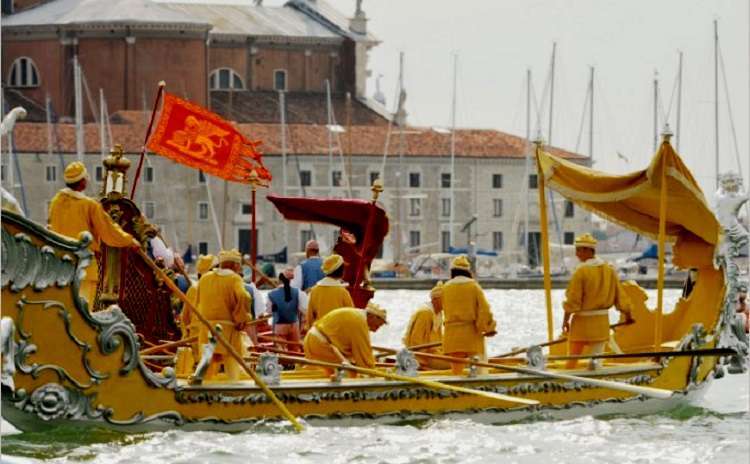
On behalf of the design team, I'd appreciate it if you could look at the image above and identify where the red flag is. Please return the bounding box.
[146,92,271,184]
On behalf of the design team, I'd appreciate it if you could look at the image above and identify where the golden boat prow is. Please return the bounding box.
[1,137,747,433]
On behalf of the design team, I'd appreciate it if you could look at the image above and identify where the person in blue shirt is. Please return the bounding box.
[291,239,325,292]
[266,268,308,352]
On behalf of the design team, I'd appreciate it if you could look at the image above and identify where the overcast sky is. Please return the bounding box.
[275,0,750,201]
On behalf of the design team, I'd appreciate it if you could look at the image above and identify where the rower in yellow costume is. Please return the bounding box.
[442,255,497,374]
[47,161,137,306]
[195,249,252,380]
[306,254,354,329]
[303,303,387,376]
[562,233,633,369]
[182,254,217,355]
[403,281,450,369]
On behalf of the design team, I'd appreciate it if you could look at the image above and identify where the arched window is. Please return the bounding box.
[209,68,244,90]
[7,57,40,88]
[273,69,287,91]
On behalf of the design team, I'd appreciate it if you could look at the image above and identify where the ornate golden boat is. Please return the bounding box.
[1,136,747,432]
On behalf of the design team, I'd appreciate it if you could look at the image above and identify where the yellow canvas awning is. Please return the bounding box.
[536,140,720,248]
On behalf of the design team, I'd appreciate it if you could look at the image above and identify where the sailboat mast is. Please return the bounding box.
[714,19,720,189]
[99,88,106,158]
[73,53,84,161]
[653,70,659,151]
[523,69,531,264]
[676,52,683,152]
[547,42,556,144]
[279,90,289,248]
[325,79,333,193]
[589,66,594,160]
[449,52,458,248]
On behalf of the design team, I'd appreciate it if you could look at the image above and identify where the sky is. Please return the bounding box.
[273,0,749,201]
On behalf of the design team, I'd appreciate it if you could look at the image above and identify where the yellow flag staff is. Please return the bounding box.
[534,138,555,342]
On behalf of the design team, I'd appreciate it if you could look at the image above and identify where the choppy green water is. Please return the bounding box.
[2,289,748,463]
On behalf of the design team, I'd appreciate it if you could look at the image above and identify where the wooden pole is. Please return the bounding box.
[134,248,304,432]
[251,183,257,282]
[654,137,669,349]
[130,81,165,199]
[534,140,555,342]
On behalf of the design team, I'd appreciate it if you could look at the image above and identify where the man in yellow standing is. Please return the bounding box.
[562,233,633,369]
[442,255,496,374]
[306,254,354,329]
[182,254,217,352]
[47,161,138,306]
[195,249,252,380]
[303,302,387,376]
[403,281,450,369]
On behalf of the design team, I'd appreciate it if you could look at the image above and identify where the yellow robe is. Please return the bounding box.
[441,276,496,356]
[403,304,442,348]
[306,277,354,329]
[303,307,375,368]
[48,188,134,304]
[563,257,632,342]
[195,269,252,357]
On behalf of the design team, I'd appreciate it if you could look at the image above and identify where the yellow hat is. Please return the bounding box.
[196,254,217,275]
[365,301,388,323]
[450,255,471,271]
[218,249,242,265]
[574,233,597,249]
[430,281,444,298]
[64,161,88,184]
[321,254,344,275]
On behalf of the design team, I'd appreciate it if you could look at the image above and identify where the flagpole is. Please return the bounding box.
[130,81,166,200]
[249,171,259,283]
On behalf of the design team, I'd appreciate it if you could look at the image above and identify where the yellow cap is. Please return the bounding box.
[321,254,344,275]
[574,233,598,249]
[218,249,242,265]
[450,255,471,271]
[365,301,388,323]
[196,254,216,275]
[430,281,444,298]
[64,161,88,184]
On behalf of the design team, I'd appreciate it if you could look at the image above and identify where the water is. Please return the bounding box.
[2,289,748,463]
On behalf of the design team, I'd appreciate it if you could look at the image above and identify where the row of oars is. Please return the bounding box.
[136,247,735,432]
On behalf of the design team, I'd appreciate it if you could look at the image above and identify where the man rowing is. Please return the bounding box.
[403,281,449,369]
[306,254,354,329]
[562,233,633,369]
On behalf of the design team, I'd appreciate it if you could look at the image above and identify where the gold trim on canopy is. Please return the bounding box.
[536,141,720,248]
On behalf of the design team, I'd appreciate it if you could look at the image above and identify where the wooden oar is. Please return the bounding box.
[406,351,673,399]
[135,247,305,432]
[255,353,539,406]
[492,321,635,359]
[375,340,443,359]
[140,337,197,356]
[258,335,304,347]
[250,345,305,357]
[547,347,737,362]
[249,262,278,287]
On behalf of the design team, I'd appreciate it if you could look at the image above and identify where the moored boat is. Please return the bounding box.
[1,135,747,433]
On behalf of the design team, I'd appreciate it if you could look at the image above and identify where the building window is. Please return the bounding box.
[198,170,206,184]
[441,198,451,217]
[241,202,252,215]
[564,200,575,218]
[299,170,312,187]
[441,173,451,188]
[409,230,421,251]
[492,174,503,189]
[273,69,287,91]
[331,170,343,187]
[409,172,421,188]
[143,201,155,219]
[441,230,450,253]
[529,174,538,189]
[144,166,154,183]
[45,165,56,182]
[493,199,503,217]
[564,232,575,245]
[369,171,380,186]
[7,57,40,88]
[95,166,104,182]
[198,201,209,220]
[300,229,314,251]
[209,68,244,90]
[493,231,504,251]
[409,198,421,217]
[198,241,209,256]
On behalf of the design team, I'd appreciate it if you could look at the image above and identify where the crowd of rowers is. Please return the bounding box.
[44,160,638,383]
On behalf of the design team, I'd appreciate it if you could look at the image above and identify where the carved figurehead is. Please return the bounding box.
[714,172,750,241]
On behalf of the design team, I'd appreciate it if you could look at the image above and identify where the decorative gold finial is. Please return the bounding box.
[661,124,673,143]
[371,178,384,201]
[101,144,131,198]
